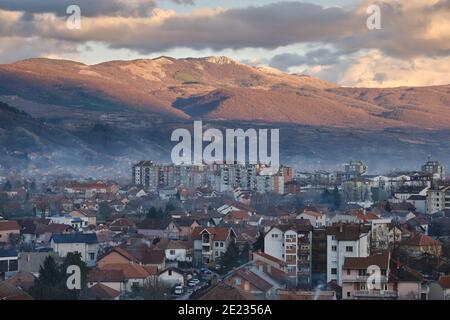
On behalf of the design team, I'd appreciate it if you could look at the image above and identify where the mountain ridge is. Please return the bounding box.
[1,56,450,129]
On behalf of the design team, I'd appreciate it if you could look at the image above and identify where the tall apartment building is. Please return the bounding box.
[344,160,368,180]
[326,223,370,286]
[426,185,450,214]
[422,160,445,181]
[132,161,205,191]
[264,222,313,287]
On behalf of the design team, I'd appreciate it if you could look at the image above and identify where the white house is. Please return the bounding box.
[50,233,99,267]
[428,276,450,300]
[326,224,370,286]
[164,240,192,263]
[158,267,185,287]
[296,209,326,228]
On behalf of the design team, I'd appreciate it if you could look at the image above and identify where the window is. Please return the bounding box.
[215,251,219,257]
[346,246,353,252]
[170,250,176,255]
[215,242,219,247]
[235,277,241,285]
[168,270,172,276]
[331,268,337,275]
[347,269,351,275]
[220,242,224,247]
[88,253,95,261]
[332,245,337,252]
[347,292,351,297]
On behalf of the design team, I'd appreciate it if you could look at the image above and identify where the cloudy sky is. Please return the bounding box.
[0,0,450,87]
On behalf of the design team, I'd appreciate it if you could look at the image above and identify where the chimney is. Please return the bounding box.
[339,224,343,233]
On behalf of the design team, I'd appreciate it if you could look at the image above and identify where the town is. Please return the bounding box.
[1,159,450,300]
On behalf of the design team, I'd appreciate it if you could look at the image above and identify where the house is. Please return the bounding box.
[222,210,252,225]
[0,281,33,300]
[326,223,370,285]
[277,289,336,300]
[69,210,97,226]
[50,233,99,267]
[264,221,313,286]
[0,249,18,277]
[400,233,442,257]
[341,251,396,300]
[171,217,200,239]
[390,263,426,300]
[18,252,60,277]
[35,223,76,245]
[136,219,181,240]
[225,269,274,299]
[197,282,256,300]
[87,283,121,300]
[217,202,256,216]
[109,218,136,233]
[98,245,166,271]
[159,240,193,265]
[296,207,326,228]
[97,246,138,267]
[158,267,185,287]
[88,263,156,294]
[49,215,89,231]
[0,220,20,243]
[429,275,450,300]
[192,226,236,266]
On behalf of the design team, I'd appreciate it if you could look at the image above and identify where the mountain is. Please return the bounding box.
[2,56,450,129]
[2,56,450,176]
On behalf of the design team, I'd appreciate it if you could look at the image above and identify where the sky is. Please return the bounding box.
[0,0,450,87]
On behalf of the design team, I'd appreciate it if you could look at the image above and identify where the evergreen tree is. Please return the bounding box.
[332,186,342,209]
[221,241,239,272]
[3,180,12,192]
[253,232,265,252]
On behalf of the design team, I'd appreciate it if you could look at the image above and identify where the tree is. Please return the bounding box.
[239,242,251,264]
[98,201,113,218]
[29,256,73,300]
[60,252,88,299]
[332,186,342,209]
[253,232,265,252]
[385,202,392,213]
[3,180,12,192]
[142,280,171,300]
[221,241,239,272]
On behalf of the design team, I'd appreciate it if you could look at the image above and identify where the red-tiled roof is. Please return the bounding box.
[88,283,121,299]
[232,270,273,292]
[343,251,390,270]
[438,275,450,289]
[0,220,20,231]
[192,227,234,241]
[198,282,256,300]
[403,234,441,247]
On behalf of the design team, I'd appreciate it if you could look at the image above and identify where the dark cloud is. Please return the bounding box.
[0,0,157,17]
[1,0,450,67]
[269,48,346,71]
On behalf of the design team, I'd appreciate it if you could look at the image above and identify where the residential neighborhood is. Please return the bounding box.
[1,160,450,301]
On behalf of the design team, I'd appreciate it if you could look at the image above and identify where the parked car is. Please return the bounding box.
[191,278,200,285]
[187,280,197,287]
[174,285,183,295]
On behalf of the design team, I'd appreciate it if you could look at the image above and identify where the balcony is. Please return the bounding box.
[353,290,397,299]
[342,276,389,283]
